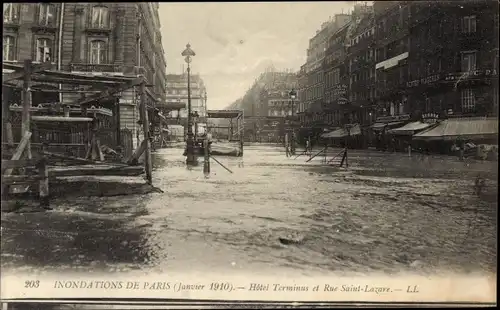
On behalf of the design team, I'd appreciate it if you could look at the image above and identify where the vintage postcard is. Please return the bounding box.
[1,1,498,308]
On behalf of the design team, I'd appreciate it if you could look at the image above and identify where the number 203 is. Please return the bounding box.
[25,280,40,288]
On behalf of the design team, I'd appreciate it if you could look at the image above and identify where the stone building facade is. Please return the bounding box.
[164,73,207,120]
[2,2,167,147]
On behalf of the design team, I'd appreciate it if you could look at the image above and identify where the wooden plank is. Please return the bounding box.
[49,166,144,177]
[126,139,147,165]
[29,89,103,94]
[210,155,233,174]
[4,132,32,176]
[22,60,32,160]
[96,139,105,161]
[31,116,93,122]
[31,75,122,86]
[1,175,44,185]
[74,76,143,107]
[3,143,86,147]
[38,68,134,83]
[3,61,52,82]
[41,151,107,165]
[141,81,153,185]
[37,159,50,207]
[5,122,14,148]
[1,158,41,172]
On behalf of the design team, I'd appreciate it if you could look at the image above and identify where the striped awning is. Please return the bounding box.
[321,124,361,138]
[413,117,498,141]
[371,121,405,131]
[388,121,432,135]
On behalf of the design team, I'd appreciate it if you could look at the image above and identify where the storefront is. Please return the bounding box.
[370,114,411,150]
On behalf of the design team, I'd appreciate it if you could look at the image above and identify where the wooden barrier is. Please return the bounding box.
[4,132,32,176]
[1,158,50,208]
[127,139,148,165]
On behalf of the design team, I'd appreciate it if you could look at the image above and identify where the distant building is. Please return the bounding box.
[225,67,299,142]
[373,1,411,118]
[164,73,207,119]
[346,4,376,126]
[323,21,353,127]
[297,14,351,138]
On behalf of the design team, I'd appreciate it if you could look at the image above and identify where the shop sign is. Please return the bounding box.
[376,114,410,123]
[422,112,439,124]
[406,74,441,88]
[333,84,348,96]
[444,69,498,81]
[338,97,348,105]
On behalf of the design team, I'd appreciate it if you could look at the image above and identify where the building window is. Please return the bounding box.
[3,35,16,61]
[462,15,476,34]
[38,3,55,26]
[91,5,109,28]
[461,51,476,72]
[461,88,475,111]
[89,40,107,64]
[3,3,19,23]
[36,38,52,62]
[425,97,431,112]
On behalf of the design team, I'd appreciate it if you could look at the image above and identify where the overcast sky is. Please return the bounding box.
[159,2,355,109]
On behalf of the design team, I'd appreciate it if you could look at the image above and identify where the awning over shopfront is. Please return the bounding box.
[388,121,433,135]
[413,117,498,141]
[371,121,405,132]
[321,124,361,138]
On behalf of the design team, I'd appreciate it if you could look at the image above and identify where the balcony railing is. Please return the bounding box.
[68,63,124,73]
[86,22,111,33]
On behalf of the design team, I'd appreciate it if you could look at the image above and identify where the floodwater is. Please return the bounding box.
[1,144,497,277]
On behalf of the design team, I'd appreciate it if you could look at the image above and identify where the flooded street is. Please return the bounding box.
[1,144,497,277]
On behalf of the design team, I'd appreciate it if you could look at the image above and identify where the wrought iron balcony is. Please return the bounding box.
[85,22,111,34]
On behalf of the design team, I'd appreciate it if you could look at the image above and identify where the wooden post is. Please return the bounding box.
[140,79,152,184]
[345,147,349,168]
[203,137,210,175]
[22,59,33,159]
[324,144,327,164]
[37,158,50,208]
[116,97,121,148]
[5,122,14,148]
[4,132,32,176]
[285,133,289,157]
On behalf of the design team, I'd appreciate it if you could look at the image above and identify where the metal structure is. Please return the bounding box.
[206,109,244,156]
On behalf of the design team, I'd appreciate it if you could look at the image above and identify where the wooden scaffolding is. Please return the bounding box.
[2,60,155,207]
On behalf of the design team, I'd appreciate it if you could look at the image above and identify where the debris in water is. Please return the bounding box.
[279,233,304,245]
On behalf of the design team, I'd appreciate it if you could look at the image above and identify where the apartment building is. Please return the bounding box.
[3,2,167,146]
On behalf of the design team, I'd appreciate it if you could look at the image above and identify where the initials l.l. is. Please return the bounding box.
[407,285,419,293]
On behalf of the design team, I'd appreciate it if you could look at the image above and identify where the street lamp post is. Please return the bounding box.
[182,43,197,165]
[203,91,208,135]
[193,111,199,140]
[289,89,297,155]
